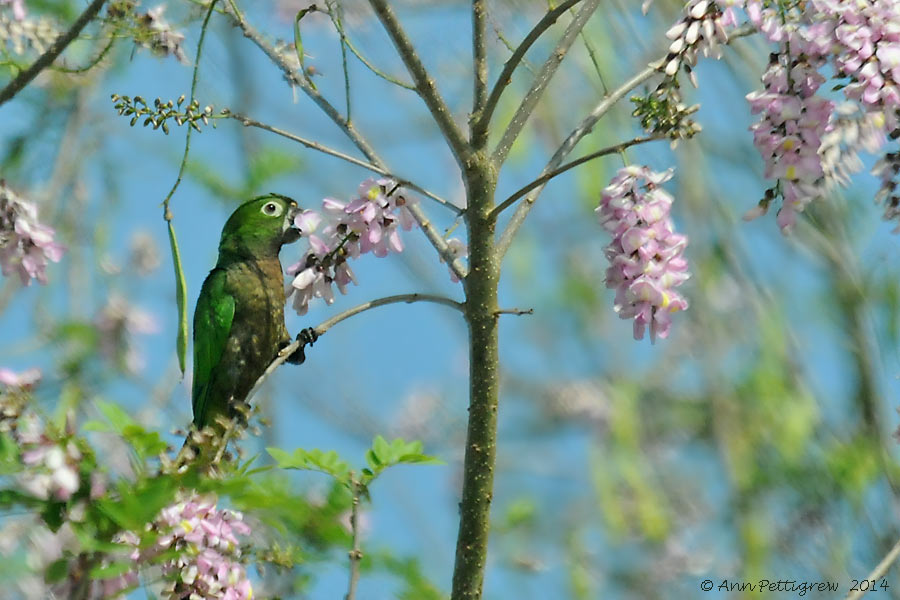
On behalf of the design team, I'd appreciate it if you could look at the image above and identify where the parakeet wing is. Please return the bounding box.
[192,268,235,427]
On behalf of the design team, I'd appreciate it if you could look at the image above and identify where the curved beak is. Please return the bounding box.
[282,201,302,244]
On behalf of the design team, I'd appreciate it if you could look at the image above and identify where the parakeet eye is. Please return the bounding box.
[261,201,283,217]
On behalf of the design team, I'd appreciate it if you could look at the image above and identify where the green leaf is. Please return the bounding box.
[294,7,318,89]
[0,432,21,474]
[372,435,391,462]
[89,561,133,579]
[97,401,136,430]
[41,502,66,532]
[44,558,68,583]
[361,437,442,484]
[167,221,188,376]
[267,447,351,482]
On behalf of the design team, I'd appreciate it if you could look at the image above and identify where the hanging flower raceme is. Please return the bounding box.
[662,0,738,81]
[745,54,835,231]
[286,178,418,315]
[597,166,690,342]
[0,182,64,285]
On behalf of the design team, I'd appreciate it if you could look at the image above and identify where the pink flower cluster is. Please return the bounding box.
[0,376,85,503]
[814,0,900,125]
[17,414,81,502]
[738,0,900,229]
[287,178,417,315]
[0,182,64,285]
[104,494,253,600]
[746,54,834,231]
[155,495,252,600]
[663,0,737,80]
[597,166,690,342]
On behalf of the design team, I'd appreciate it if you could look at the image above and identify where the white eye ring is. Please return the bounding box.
[261,201,283,217]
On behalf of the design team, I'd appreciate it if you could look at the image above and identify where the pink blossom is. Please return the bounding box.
[110,493,253,599]
[17,423,82,502]
[661,0,736,83]
[596,166,689,342]
[0,0,26,21]
[0,182,64,285]
[287,178,424,315]
[94,295,159,373]
[0,367,40,388]
[442,238,468,283]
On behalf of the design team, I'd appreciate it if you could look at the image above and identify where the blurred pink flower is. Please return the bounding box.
[0,0,26,21]
[0,182,64,285]
[0,367,40,388]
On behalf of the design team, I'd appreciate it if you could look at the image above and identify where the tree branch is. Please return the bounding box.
[474,0,583,141]
[495,24,757,259]
[245,294,464,404]
[227,112,461,214]
[0,0,108,107]
[470,0,488,146]
[845,536,900,600]
[228,6,381,163]
[491,0,601,166]
[490,134,665,219]
[226,5,468,280]
[367,0,470,165]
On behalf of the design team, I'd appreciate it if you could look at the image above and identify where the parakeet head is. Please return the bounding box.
[217,194,301,262]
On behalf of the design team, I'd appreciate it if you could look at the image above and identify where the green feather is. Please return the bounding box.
[191,268,235,428]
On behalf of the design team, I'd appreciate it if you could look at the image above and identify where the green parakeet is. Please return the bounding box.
[191,194,308,431]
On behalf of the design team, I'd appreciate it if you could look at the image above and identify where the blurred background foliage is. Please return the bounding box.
[2,0,900,598]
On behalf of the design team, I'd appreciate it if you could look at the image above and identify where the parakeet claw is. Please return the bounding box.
[286,327,318,365]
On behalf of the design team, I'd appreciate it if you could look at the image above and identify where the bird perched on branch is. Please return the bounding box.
[191,194,314,434]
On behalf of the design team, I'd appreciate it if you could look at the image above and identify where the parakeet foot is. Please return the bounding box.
[285,327,318,365]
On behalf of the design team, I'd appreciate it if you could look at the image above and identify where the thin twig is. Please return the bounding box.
[226,5,467,279]
[0,0,108,106]
[245,294,464,404]
[845,536,900,600]
[494,307,533,316]
[229,6,381,161]
[162,0,218,214]
[490,134,665,219]
[475,0,583,140]
[342,31,415,90]
[345,478,363,600]
[212,418,238,464]
[367,0,470,165]
[491,0,601,166]
[53,35,116,74]
[495,23,757,259]
[325,0,352,122]
[227,112,461,213]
